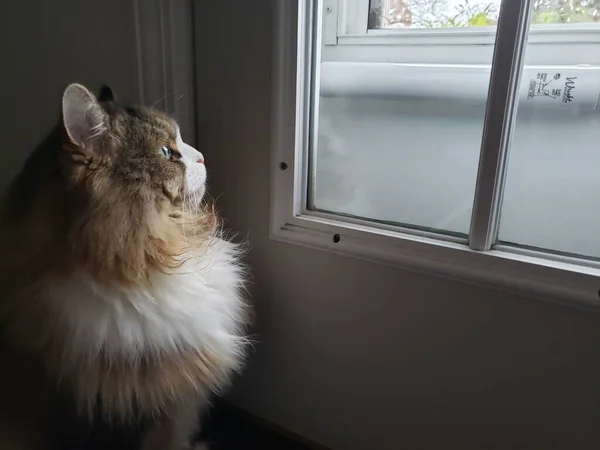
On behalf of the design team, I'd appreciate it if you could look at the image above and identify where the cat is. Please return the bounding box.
[0,83,248,449]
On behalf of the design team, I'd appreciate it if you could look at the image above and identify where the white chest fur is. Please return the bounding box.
[44,239,246,371]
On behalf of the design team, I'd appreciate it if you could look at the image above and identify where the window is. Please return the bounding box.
[271,0,600,309]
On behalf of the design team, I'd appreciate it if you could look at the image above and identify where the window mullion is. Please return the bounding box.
[468,0,533,251]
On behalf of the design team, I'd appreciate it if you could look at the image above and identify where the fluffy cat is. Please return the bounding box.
[0,84,248,449]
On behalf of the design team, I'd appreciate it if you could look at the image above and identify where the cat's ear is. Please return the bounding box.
[62,83,106,148]
[97,85,115,103]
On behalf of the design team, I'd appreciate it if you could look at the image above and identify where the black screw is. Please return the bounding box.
[279,162,288,170]
[333,234,341,243]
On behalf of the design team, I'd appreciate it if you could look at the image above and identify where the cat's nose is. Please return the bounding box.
[197,155,204,164]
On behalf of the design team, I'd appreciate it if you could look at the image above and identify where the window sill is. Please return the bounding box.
[324,26,600,66]
[270,211,600,312]
[336,25,600,46]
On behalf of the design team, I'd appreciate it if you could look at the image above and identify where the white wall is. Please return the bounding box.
[194,2,600,449]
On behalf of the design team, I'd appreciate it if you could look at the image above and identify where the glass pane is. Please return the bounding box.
[310,3,503,236]
[531,0,600,25]
[368,0,501,29]
[369,0,599,30]
[498,25,600,257]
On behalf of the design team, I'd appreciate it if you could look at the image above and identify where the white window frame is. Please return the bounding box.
[270,0,600,311]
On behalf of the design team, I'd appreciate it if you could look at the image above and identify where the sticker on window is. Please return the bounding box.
[523,67,600,111]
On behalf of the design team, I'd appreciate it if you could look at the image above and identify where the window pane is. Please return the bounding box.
[310,3,503,236]
[368,0,501,29]
[498,29,600,258]
[530,0,600,25]
[369,0,599,30]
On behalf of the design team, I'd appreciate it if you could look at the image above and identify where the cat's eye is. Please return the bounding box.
[160,146,172,159]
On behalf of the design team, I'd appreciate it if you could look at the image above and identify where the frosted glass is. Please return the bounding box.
[499,66,600,258]
[312,97,486,235]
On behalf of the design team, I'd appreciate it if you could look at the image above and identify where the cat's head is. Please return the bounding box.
[62,83,207,205]
[57,83,214,281]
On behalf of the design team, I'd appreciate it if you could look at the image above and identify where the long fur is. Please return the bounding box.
[0,84,248,449]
